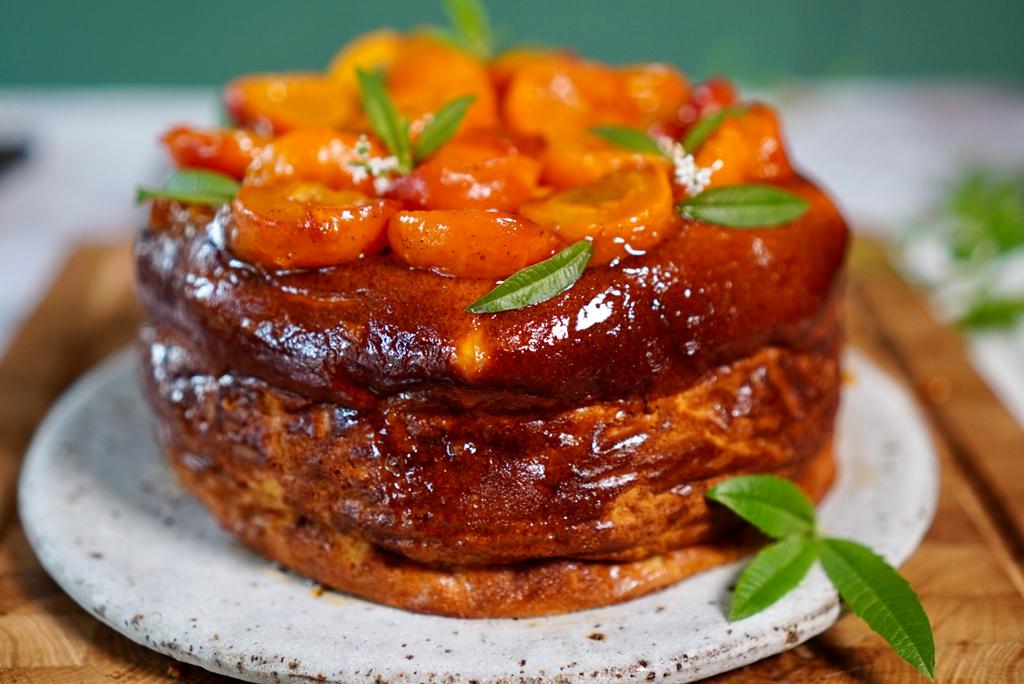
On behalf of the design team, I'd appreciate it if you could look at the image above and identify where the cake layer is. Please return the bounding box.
[157,418,834,618]
[135,177,847,412]
[140,313,840,567]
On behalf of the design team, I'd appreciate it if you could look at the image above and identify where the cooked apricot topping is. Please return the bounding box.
[327,29,402,98]
[503,57,624,140]
[671,76,740,135]
[694,103,792,187]
[224,73,355,135]
[520,167,674,265]
[386,37,498,131]
[231,181,398,269]
[387,130,542,211]
[541,135,671,189]
[503,58,689,141]
[245,128,383,194]
[489,49,570,96]
[161,126,268,180]
[388,210,560,278]
[619,64,690,126]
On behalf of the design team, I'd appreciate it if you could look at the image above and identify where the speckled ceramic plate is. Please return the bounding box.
[19,349,938,683]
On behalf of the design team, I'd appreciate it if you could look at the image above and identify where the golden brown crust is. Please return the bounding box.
[160,422,833,618]
[140,318,839,568]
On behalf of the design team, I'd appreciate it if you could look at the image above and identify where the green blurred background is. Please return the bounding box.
[2,0,1022,86]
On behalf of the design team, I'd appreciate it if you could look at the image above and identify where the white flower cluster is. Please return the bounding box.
[345,135,400,194]
[656,136,723,196]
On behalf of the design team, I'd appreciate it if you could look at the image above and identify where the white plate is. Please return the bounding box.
[19,349,938,683]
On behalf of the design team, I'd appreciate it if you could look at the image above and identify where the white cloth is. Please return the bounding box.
[1,82,1023,423]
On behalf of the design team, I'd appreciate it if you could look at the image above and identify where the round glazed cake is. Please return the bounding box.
[135,22,848,618]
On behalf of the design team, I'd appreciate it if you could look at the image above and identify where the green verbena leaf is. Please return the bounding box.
[730,534,818,621]
[706,474,817,538]
[819,538,935,680]
[957,297,1024,329]
[135,168,240,206]
[682,105,749,152]
[413,94,477,163]
[947,170,1024,260]
[590,125,664,156]
[466,239,592,313]
[678,184,809,228]
[357,68,412,173]
[442,0,493,58]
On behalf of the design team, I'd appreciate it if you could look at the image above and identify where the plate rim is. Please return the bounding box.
[18,347,939,683]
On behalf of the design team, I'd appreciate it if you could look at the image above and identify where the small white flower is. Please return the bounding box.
[348,165,370,184]
[368,155,399,176]
[656,137,723,196]
[344,135,399,194]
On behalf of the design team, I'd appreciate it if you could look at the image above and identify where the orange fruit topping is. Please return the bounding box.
[520,167,674,265]
[231,181,398,269]
[387,209,561,278]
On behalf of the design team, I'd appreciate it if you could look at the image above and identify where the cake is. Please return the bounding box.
[135,17,848,618]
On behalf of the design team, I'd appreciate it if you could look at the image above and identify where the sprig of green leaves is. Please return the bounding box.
[430,0,495,59]
[414,94,477,163]
[356,68,413,173]
[590,105,749,158]
[590,125,665,157]
[707,475,935,680]
[356,68,473,173]
[465,239,592,313]
[135,168,240,206]
[682,105,749,152]
[957,297,1024,329]
[591,123,810,229]
[678,184,809,228]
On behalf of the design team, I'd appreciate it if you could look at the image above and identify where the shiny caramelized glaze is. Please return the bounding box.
[137,178,846,411]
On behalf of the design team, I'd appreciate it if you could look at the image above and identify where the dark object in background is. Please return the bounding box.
[0,142,27,177]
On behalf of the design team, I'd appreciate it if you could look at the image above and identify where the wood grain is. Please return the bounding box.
[1,238,1023,683]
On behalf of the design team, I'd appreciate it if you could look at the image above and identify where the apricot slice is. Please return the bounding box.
[541,135,671,189]
[245,128,385,194]
[387,37,498,132]
[327,29,402,97]
[619,63,690,126]
[520,167,674,265]
[503,58,689,141]
[224,73,355,135]
[387,130,542,211]
[388,210,560,278]
[503,57,626,140]
[161,126,268,180]
[489,48,570,96]
[231,181,398,269]
[694,103,792,187]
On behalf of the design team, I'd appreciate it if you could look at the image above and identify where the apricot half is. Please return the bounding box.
[388,210,560,278]
[328,29,402,98]
[520,167,674,265]
[694,103,792,187]
[387,130,541,211]
[245,128,385,194]
[224,73,355,135]
[161,126,268,180]
[231,181,398,269]
[388,37,498,131]
[503,57,689,141]
[541,135,671,189]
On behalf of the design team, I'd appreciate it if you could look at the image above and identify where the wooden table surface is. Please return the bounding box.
[1,239,1022,683]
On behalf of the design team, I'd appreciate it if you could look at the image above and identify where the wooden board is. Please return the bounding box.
[1,239,1022,683]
